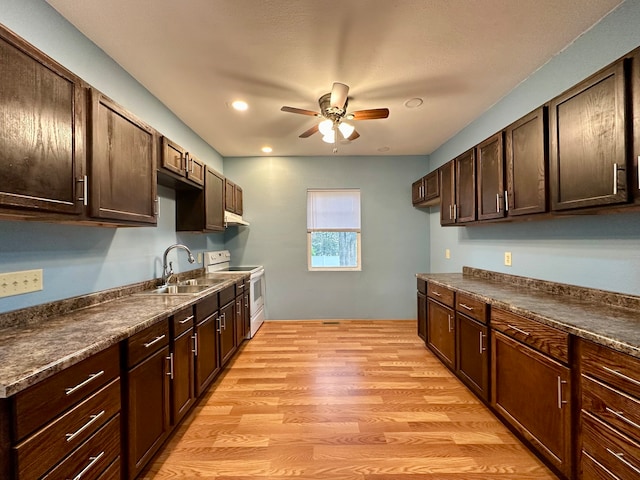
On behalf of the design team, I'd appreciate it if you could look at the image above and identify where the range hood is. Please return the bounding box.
[224,210,249,227]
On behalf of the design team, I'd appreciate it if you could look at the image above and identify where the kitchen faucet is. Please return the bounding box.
[161,244,196,286]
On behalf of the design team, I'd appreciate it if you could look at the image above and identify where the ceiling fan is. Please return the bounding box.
[281,82,389,144]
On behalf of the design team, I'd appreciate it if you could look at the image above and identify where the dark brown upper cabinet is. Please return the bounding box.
[176,167,225,232]
[505,107,548,216]
[631,48,640,204]
[87,89,158,225]
[476,132,505,221]
[439,160,456,225]
[455,149,476,223]
[549,59,629,211]
[412,170,439,207]
[0,24,86,216]
[224,178,243,215]
[160,137,204,188]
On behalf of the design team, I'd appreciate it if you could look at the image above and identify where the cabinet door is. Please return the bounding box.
[235,185,243,216]
[0,25,85,215]
[205,168,225,231]
[412,178,424,205]
[225,178,235,213]
[491,331,571,477]
[88,89,157,224]
[456,314,489,401]
[439,160,456,225]
[506,107,548,216]
[126,346,170,480]
[171,328,195,425]
[476,132,505,221]
[160,136,185,178]
[427,299,455,370]
[455,149,476,223]
[417,291,426,342]
[549,60,629,211]
[220,301,236,367]
[243,291,250,338]
[195,313,220,397]
[632,48,640,204]
[185,152,205,186]
[235,296,245,346]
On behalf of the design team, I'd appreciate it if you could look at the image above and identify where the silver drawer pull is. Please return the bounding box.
[582,450,622,480]
[432,291,441,297]
[69,451,105,480]
[65,410,105,442]
[237,284,244,290]
[459,303,474,311]
[506,324,530,336]
[602,366,640,387]
[605,407,640,430]
[607,448,640,475]
[65,371,104,396]
[179,315,194,325]
[143,334,166,348]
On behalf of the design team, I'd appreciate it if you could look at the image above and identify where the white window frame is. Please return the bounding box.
[307,189,362,272]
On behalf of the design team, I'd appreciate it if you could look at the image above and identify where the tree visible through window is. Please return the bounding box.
[307,189,361,271]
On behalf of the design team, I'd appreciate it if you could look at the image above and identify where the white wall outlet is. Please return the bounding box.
[504,252,512,266]
[445,249,451,259]
[197,253,203,264]
[0,269,43,298]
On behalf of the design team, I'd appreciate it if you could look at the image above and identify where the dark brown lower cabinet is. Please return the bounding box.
[417,291,427,342]
[427,298,455,370]
[195,312,220,397]
[235,295,245,346]
[126,345,170,480]
[456,314,489,401]
[171,327,195,425]
[491,331,572,478]
[219,301,236,367]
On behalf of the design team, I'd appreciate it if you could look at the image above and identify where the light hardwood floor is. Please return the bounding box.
[142,320,558,479]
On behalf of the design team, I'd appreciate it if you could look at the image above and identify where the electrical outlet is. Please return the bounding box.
[504,252,512,267]
[0,269,43,298]
[197,253,203,264]
[445,249,451,259]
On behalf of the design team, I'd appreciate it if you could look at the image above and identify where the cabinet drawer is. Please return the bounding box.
[581,410,640,480]
[427,283,454,307]
[235,278,246,295]
[13,344,119,441]
[491,308,569,363]
[14,378,120,480]
[195,293,218,322]
[219,284,235,308]
[42,413,120,480]
[172,306,195,338]
[580,339,640,400]
[96,457,120,480]
[582,374,640,443]
[456,293,488,324]
[127,320,169,368]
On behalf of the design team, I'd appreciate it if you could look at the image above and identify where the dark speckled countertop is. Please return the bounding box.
[0,272,247,398]
[418,267,640,359]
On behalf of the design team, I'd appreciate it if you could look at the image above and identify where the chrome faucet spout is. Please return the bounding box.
[161,244,196,286]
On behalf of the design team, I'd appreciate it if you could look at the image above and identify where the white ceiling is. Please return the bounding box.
[46,0,622,158]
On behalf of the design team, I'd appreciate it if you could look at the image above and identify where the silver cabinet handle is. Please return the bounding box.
[447,314,453,333]
[222,313,227,330]
[65,371,104,396]
[479,332,486,354]
[496,193,500,213]
[606,448,640,475]
[179,315,194,325]
[166,353,174,380]
[449,204,453,220]
[557,376,568,409]
[77,175,88,206]
[216,316,222,333]
[507,324,530,337]
[638,156,640,189]
[453,204,458,220]
[192,333,198,356]
[144,334,166,348]
[245,297,249,307]
[70,451,105,480]
[605,407,640,430]
[459,303,474,311]
[65,410,105,442]
[602,366,640,387]
[582,450,622,480]
[237,284,244,290]
[504,190,509,212]
[432,291,441,297]
[184,152,190,173]
[613,163,618,195]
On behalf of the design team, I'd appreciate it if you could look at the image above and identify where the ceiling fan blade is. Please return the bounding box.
[281,106,320,116]
[351,108,390,120]
[299,124,319,138]
[346,130,360,141]
[330,82,349,109]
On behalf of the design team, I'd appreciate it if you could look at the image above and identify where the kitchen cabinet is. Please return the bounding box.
[225,178,243,215]
[632,48,640,205]
[243,289,251,339]
[426,283,456,370]
[88,88,158,225]
[455,149,476,223]
[416,278,427,342]
[0,24,86,217]
[455,293,489,402]
[549,58,629,211]
[219,285,237,367]
[476,132,505,221]
[194,294,221,397]
[491,308,572,478]
[159,136,205,187]
[235,278,247,346]
[578,339,640,480]
[124,320,170,480]
[505,107,548,216]
[169,307,195,426]
[439,160,456,225]
[176,167,225,232]
[412,170,439,207]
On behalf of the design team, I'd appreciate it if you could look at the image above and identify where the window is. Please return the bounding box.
[307,189,361,271]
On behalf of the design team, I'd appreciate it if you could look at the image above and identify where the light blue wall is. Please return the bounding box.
[428,0,640,296]
[0,0,225,313]
[223,156,429,320]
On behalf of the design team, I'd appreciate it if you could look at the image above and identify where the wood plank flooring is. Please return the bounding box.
[141,320,558,479]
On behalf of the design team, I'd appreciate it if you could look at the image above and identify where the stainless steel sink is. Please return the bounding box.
[136,284,212,295]
[178,278,228,286]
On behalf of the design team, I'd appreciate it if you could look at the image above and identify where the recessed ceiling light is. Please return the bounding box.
[231,100,248,111]
[404,97,423,108]
[261,146,273,153]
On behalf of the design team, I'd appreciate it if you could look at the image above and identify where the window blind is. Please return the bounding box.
[307,189,361,231]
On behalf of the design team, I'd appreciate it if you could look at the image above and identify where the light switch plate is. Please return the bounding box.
[0,269,43,297]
